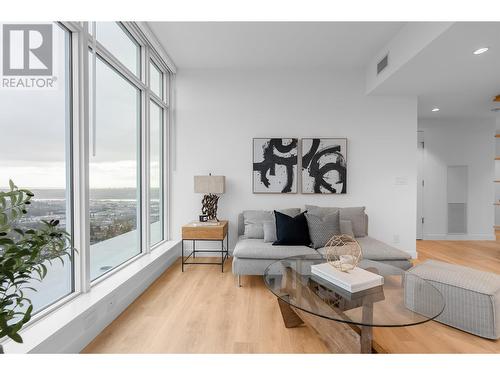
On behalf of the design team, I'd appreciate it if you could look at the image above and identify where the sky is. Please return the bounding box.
[0,22,158,190]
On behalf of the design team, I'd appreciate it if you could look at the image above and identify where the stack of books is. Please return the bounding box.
[311,263,384,293]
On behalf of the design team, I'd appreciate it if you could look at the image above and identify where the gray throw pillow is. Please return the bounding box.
[243,210,270,238]
[263,221,277,242]
[305,205,367,237]
[304,211,340,249]
[243,208,300,238]
[340,219,354,237]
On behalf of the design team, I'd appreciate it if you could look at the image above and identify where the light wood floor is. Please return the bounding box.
[83,234,500,354]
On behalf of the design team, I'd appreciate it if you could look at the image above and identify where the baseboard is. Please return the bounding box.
[423,234,496,241]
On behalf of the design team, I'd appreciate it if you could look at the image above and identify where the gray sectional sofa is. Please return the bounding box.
[232,206,413,286]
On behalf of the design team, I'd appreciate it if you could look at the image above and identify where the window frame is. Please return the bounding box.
[88,52,143,282]
[3,21,175,331]
[86,22,171,285]
[6,21,78,319]
[7,21,83,328]
[149,59,164,101]
[148,99,165,247]
[93,22,142,79]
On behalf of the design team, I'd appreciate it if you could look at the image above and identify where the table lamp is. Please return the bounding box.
[194,174,225,221]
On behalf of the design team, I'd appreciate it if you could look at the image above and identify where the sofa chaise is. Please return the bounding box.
[232,207,413,286]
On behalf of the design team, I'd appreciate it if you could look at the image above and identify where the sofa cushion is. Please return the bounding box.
[305,205,367,237]
[243,208,300,239]
[305,211,340,249]
[340,219,354,237]
[273,211,311,246]
[357,236,411,260]
[316,236,411,261]
[233,237,317,260]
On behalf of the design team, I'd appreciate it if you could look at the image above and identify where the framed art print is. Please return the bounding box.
[253,138,298,193]
[301,138,347,194]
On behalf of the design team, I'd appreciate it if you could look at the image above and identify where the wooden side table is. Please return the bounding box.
[181,220,229,272]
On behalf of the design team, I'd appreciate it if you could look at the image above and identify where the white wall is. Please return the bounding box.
[496,117,500,227]
[419,118,496,240]
[172,69,418,256]
[366,22,453,94]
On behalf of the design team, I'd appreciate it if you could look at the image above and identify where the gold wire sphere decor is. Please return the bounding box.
[325,234,363,272]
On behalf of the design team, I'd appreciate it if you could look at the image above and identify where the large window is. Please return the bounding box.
[0,23,74,313]
[0,21,171,324]
[88,23,170,280]
[89,55,141,281]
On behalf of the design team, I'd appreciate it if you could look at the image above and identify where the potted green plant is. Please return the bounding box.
[0,180,73,353]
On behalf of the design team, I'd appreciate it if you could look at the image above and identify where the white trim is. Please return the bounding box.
[168,74,175,239]
[423,234,496,241]
[170,73,177,173]
[143,58,151,253]
[133,22,177,74]
[78,22,92,293]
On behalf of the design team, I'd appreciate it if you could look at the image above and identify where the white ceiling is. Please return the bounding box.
[370,22,500,120]
[148,22,404,69]
[149,21,500,121]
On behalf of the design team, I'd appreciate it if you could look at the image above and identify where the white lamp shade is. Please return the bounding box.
[194,175,225,194]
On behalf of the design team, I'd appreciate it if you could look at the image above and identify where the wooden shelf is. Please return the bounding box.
[495,203,500,206]
[496,134,500,138]
[496,157,500,160]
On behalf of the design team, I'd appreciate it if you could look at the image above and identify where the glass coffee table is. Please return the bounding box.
[264,255,445,353]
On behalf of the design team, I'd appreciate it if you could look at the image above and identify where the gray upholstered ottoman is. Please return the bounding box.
[406,260,500,339]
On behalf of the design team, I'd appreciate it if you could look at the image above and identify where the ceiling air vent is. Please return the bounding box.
[377,54,389,75]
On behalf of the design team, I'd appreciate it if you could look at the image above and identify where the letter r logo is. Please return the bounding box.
[3,24,53,76]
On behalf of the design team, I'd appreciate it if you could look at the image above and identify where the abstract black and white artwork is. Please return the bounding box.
[301,138,347,194]
[253,138,298,193]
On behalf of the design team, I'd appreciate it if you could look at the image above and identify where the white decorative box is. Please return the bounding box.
[311,263,384,293]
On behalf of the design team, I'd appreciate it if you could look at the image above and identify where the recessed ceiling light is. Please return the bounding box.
[431,107,440,112]
[473,47,489,55]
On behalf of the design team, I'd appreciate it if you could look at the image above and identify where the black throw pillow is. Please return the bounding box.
[273,210,311,246]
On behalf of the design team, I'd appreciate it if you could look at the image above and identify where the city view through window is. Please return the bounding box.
[0,23,73,312]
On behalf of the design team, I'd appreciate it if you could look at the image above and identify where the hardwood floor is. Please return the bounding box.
[83,257,330,353]
[83,235,500,354]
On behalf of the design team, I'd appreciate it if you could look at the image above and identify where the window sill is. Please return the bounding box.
[1,239,180,354]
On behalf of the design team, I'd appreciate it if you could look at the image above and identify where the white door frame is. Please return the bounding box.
[417,130,425,239]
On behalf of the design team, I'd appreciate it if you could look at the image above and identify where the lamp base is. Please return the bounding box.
[201,194,219,221]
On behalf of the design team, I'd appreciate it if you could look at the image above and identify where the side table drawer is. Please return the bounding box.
[182,220,228,240]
